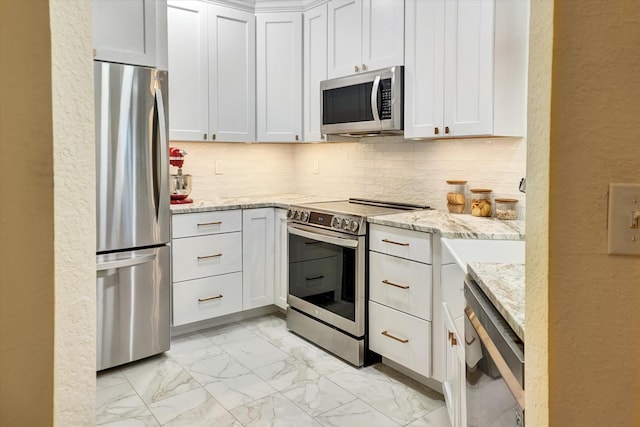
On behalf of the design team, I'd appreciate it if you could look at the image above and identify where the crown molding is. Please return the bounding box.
[203,0,329,13]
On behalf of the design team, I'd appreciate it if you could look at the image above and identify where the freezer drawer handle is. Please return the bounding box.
[381,238,410,247]
[198,294,223,302]
[305,275,324,281]
[382,279,410,290]
[197,221,222,227]
[197,253,222,260]
[96,253,156,271]
[381,330,409,343]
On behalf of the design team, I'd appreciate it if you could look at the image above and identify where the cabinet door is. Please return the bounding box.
[92,0,157,67]
[443,0,494,137]
[403,0,445,139]
[243,208,275,309]
[303,3,328,142]
[361,0,405,71]
[167,0,209,141]
[327,0,362,78]
[274,209,288,310]
[256,13,303,142]
[209,5,256,142]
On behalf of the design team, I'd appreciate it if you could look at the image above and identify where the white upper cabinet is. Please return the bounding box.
[327,0,404,79]
[167,1,255,142]
[93,0,166,68]
[256,12,303,142]
[167,1,208,141]
[404,0,528,139]
[303,3,328,142]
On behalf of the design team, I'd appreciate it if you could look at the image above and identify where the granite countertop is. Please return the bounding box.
[368,209,525,240]
[467,262,525,341]
[170,193,333,214]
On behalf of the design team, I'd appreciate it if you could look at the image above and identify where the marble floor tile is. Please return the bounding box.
[167,332,225,368]
[229,393,323,427]
[240,314,289,341]
[253,357,321,392]
[201,322,255,345]
[203,371,278,411]
[326,365,445,425]
[96,381,151,425]
[314,399,402,427]
[406,406,452,427]
[97,414,160,427]
[97,369,128,391]
[217,332,289,370]
[121,355,201,405]
[281,376,357,417]
[147,387,238,426]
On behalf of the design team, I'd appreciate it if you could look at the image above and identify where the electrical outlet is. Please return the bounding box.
[608,183,640,255]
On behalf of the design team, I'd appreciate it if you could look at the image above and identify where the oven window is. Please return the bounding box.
[288,233,356,321]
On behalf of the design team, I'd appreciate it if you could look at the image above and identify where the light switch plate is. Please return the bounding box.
[608,183,640,255]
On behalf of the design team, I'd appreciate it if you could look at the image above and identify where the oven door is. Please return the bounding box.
[464,278,525,427]
[287,223,365,337]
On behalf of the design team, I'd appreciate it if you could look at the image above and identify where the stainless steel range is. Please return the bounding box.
[286,198,429,366]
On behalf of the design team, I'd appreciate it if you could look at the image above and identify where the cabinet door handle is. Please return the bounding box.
[203,133,207,140]
[381,330,409,344]
[362,64,367,71]
[305,275,324,281]
[354,65,360,72]
[197,221,222,227]
[445,126,450,134]
[434,127,439,135]
[382,279,410,290]
[448,331,458,346]
[198,294,223,302]
[381,238,410,247]
[212,133,216,140]
[197,253,222,260]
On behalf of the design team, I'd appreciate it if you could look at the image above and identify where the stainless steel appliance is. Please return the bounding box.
[286,198,428,366]
[95,60,171,371]
[464,277,525,426]
[320,66,404,136]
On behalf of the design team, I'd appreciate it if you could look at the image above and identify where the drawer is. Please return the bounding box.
[369,300,431,378]
[369,251,432,320]
[173,272,243,326]
[172,232,242,282]
[369,224,432,264]
[172,210,242,238]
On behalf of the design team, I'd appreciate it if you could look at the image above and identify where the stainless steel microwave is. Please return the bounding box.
[320,66,404,136]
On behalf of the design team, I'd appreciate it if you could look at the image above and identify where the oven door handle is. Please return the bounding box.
[464,305,525,410]
[287,225,359,249]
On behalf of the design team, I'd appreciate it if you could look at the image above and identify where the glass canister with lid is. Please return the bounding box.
[495,198,519,220]
[470,188,493,217]
[446,180,467,214]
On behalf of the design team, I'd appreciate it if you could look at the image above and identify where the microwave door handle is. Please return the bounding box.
[371,75,381,125]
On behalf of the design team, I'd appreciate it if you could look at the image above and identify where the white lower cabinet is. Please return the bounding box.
[274,208,288,309]
[242,208,275,309]
[369,300,431,378]
[368,224,433,379]
[173,272,243,326]
[443,302,466,427]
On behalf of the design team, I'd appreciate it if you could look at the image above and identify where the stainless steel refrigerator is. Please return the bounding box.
[95,61,170,371]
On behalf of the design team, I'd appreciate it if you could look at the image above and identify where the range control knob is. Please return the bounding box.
[287,209,294,219]
[294,210,301,220]
[331,217,341,229]
[350,221,359,233]
[301,211,309,222]
[342,219,351,230]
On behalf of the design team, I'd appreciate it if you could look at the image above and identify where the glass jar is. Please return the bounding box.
[495,198,519,220]
[446,180,467,214]
[470,188,492,217]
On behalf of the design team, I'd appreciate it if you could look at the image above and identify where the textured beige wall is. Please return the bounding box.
[547,1,640,425]
[50,0,96,424]
[525,0,552,425]
[0,0,95,424]
[0,1,55,425]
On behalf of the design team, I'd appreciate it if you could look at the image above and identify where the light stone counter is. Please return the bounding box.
[467,262,525,341]
[368,209,525,240]
[170,193,333,214]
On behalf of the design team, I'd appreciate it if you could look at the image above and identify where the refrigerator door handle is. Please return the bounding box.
[153,73,170,218]
[96,253,157,271]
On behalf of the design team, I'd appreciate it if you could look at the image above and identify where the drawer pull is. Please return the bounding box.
[197,221,222,227]
[381,238,410,247]
[382,279,410,290]
[305,275,324,281]
[381,330,409,344]
[197,253,222,260]
[198,294,223,302]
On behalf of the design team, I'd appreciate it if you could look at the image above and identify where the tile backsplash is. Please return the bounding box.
[172,136,526,217]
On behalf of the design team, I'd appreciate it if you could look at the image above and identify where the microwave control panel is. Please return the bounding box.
[380,78,392,120]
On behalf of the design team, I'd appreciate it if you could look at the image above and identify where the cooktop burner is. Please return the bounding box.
[287,198,430,235]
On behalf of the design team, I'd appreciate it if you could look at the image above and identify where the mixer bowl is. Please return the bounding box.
[170,174,192,201]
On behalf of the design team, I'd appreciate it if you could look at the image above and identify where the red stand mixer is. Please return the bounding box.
[169,147,193,204]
